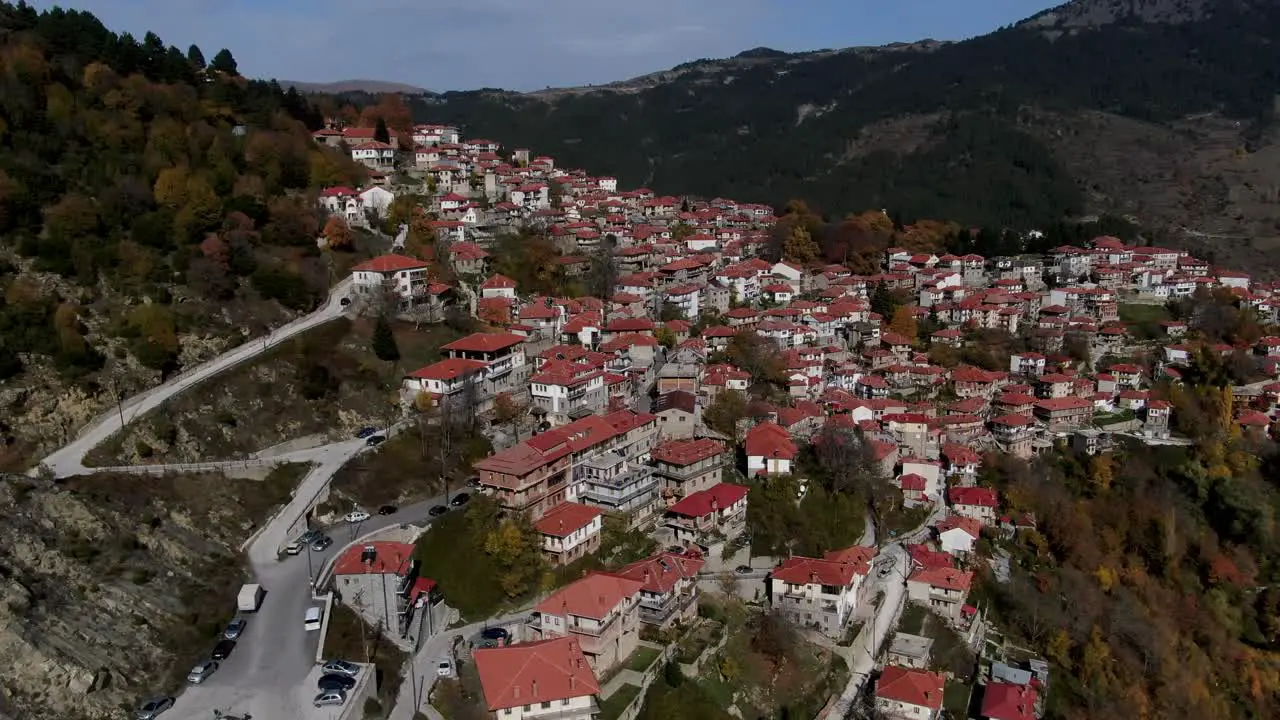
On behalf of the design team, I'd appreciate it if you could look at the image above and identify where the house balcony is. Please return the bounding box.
[638,590,698,625]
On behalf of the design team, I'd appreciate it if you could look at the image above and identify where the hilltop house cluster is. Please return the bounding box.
[312,121,1280,720]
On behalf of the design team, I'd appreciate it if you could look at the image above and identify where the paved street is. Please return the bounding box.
[165,486,460,720]
[36,277,353,479]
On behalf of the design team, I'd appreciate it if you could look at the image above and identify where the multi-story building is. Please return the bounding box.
[650,437,726,503]
[577,452,660,525]
[402,332,529,409]
[350,140,396,171]
[769,545,876,639]
[529,360,606,426]
[874,666,946,720]
[948,487,999,525]
[473,636,600,720]
[1033,397,1094,431]
[475,410,656,521]
[330,542,442,641]
[350,254,432,308]
[906,567,974,624]
[616,551,705,629]
[529,572,643,673]
[534,502,603,566]
[990,414,1034,458]
[664,483,749,545]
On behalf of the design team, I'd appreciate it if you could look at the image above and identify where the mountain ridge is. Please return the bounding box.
[280,78,427,95]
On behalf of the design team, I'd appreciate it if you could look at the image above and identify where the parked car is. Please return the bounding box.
[355,426,379,439]
[365,435,386,447]
[344,510,371,524]
[478,626,511,647]
[284,539,304,555]
[135,696,174,720]
[299,530,321,544]
[428,505,448,517]
[450,493,470,507]
[734,565,753,575]
[313,690,346,707]
[211,639,236,660]
[223,617,247,640]
[186,660,218,684]
[437,659,453,677]
[317,673,357,692]
[338,297,351,307]
[310,535,333,551]
[321,659,361,677]
[378,504,398,516]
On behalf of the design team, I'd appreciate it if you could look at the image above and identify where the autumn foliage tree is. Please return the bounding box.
[322,215,354,250]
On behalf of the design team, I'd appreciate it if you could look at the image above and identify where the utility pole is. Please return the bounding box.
[109,378,125,429]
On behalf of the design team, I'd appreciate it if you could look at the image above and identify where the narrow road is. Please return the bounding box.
[387,610,533,720]
[37,277,353,478]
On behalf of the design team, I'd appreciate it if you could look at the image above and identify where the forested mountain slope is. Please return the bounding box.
[404,0,1280,258]
[0,1,368,470]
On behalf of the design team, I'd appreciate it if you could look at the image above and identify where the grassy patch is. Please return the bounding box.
[1118,303,1170,340]
[944,679,973,718]
[322,602,409,711]
[896,604,976,681]
[676,621,723,664]
[599,683,642,720]
[627,645,662,673]
[414,495,546,621]
[331,424,491,508]
[1094,408,1136,426]
[431,661,488,720]
[85,317,468,466]
[879,503,933,538]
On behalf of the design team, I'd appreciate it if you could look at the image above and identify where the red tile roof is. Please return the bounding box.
[332,541,415,576]
[949,487,999,507]
[908,566,974,592]
[980,682,1038,720]
[666,483,748,518]
[474,636,599,711]
[935,514,983,539]
[406,357,488,381]
[534,502,602,538]
[536,571,643,620]
[351,254,430,273]
[876,666,945,709]
[442,332,525,353]
[744,422,798,460]
[651,438,726,466]
[617,552,705,593]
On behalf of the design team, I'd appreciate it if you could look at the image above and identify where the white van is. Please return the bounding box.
[305,606,323,632]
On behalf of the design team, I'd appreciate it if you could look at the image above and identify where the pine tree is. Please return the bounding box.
[187,44,206,69]
[374,118,390,145]
[210,48,238,75]
[372,316,400,362]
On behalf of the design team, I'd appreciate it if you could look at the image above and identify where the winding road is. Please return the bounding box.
[36,277,353,479]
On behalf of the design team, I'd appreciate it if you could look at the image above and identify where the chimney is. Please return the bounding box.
[710,497,719,512]
[810,571,819,584]
[531,679,538,696]
[569,675,577,691]
[513,686,520,699]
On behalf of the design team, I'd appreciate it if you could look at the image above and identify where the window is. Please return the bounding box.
[541,702,552,709]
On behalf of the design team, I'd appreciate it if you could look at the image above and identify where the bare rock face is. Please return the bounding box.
[0,472,255,719]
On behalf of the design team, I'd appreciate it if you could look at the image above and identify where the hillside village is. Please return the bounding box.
[298,120,1280,720]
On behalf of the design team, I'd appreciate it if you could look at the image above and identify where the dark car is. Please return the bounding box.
[450,493,470,507]
[355,426,379,439]
[211,639,236,660]
[428,505,449,517]
[366,435,386,447]
[734,565,753,575]
[317,673,357,692]
[310,535,333,552]
[135,696,174,720]
[378,504,398,516]
[479,626,511,646]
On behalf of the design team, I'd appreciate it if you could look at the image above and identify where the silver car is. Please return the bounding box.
[223,617,247,640]
[135,696,174,720]
[186,660,218,684]
[314,690,346,707]
[321,659,360,677]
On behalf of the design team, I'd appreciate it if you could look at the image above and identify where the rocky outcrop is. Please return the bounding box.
[0,471,268,719]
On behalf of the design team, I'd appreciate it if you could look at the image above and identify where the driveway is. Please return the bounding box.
[163,484,461,720]
[37,277,353,478]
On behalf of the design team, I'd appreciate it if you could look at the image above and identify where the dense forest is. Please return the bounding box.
[0,0,368,468]
[386,1,1280,230]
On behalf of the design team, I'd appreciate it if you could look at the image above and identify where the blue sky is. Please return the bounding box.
[32,1,1062,90]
